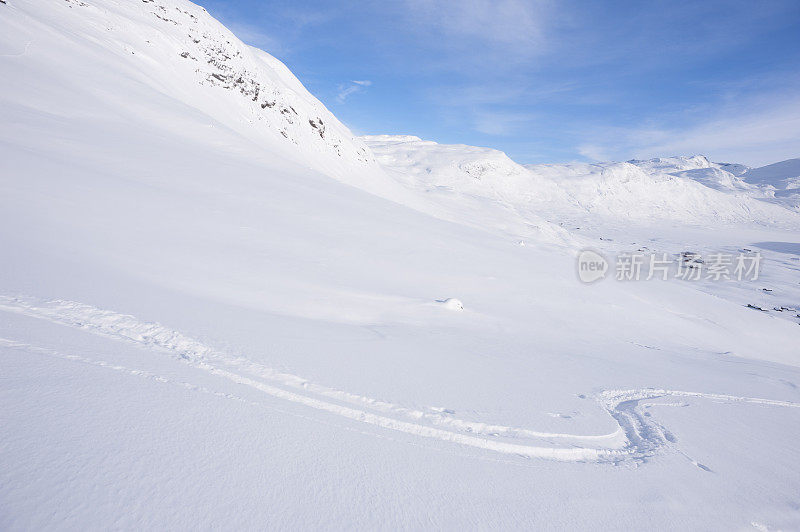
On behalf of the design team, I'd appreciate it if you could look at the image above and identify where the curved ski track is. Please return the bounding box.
[1,295,798,463]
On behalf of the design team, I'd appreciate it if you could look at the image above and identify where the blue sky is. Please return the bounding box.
[202,0,800,166]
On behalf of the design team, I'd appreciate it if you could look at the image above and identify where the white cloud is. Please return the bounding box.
[223,21,283,55]
[403,0,552,52]
[472,110,536,136]
[336,80,372,103]
[576,144,611,162]
[575,91,800,167]
[428,82,570,137]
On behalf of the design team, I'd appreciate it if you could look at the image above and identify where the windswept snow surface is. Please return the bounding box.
[742,158,800,210]
[2,1,800,530]
[744,158,800,188]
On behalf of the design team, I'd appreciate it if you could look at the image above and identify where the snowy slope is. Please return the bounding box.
[627,155,748,180]
[362,135,575,244]
[629,155,753,192]
[740,159,800,209]
[631,156,800,211]
[629,154,720,173]
[1,0,387,188]
[365,136,799,227]
[744,158,800,188]
[528,159,796,224]
[2,1,800,530]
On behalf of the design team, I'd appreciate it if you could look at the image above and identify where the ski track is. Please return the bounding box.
[0,40,33,58]
[1,294,798,464]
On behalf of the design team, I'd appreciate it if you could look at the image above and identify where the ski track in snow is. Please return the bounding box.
[0,40,32,58]
[1,294,798,464]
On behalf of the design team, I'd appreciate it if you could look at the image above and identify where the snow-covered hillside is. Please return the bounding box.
[628,155,753,192]
[528,159,796,223]
[2,1,800,530]
[362,135,575,244]
[365,135,800,228]
[626,156,800,212]
[1,0,388,188]
[741,158,800,210]
[744,158,800,188]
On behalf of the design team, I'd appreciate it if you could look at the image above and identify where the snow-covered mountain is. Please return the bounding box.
[628,155,753,192]
[365,136,799,227]
[741,158,800,209]
[2,0,386,189]
[743,158,800,188]
[362,134,575,244]
[527,158,797,223]
[2,1,800,530]
[628,156,800,211]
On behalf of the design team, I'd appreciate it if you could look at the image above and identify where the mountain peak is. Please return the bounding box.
[20,0,376,178]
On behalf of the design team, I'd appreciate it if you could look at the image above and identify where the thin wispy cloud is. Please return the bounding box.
[403,0,552,51]
[576,90,800,167]
[336,80,372,103]
[472,111,537,136]
[221,21,284,54]
[427,84,530,108]
[427,82,573,139]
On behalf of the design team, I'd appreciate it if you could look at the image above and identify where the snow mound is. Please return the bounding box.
[437,298,464,311]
